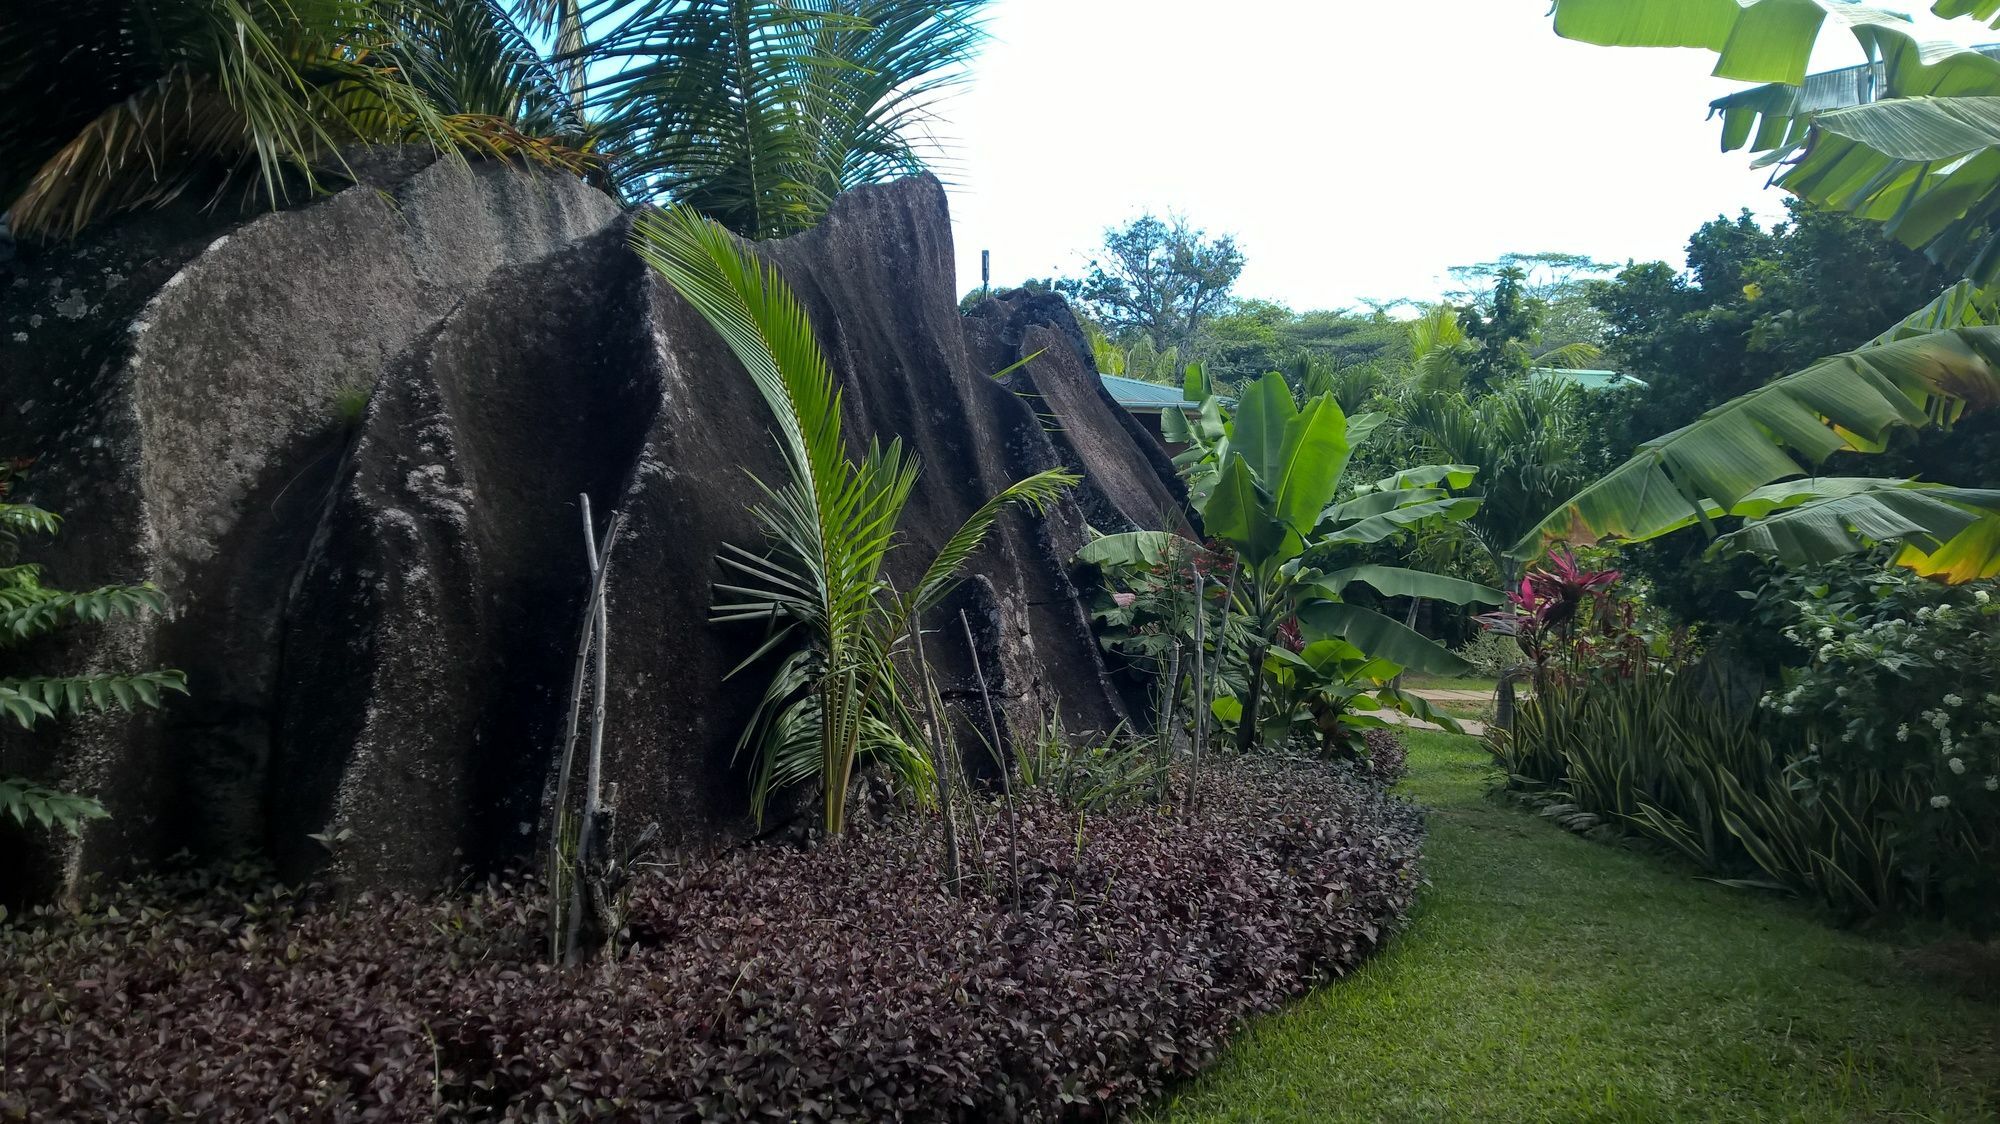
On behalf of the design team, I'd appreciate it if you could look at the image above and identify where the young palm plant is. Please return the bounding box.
[630,205,1075,834]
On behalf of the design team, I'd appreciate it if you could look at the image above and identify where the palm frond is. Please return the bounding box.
[897,467,1079,624]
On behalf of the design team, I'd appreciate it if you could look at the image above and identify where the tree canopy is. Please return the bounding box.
[1058,213,1244,354]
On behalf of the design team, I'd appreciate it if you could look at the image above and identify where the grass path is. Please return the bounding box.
[1151,732,2000,1123]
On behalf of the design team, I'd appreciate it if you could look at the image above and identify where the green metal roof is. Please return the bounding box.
[1100,373,1200,410]
[1530,368,1648,392]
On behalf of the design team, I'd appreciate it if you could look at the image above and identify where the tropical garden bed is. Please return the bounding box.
[1,756,1420,1121]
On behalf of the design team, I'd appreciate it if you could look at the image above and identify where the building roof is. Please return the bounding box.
[1530,367,1648,392]
[1099,373,1201,410]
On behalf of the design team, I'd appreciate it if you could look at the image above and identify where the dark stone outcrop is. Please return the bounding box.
[0,158,1183,894]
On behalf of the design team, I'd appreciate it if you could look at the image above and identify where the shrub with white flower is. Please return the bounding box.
[1768,566,2000,922]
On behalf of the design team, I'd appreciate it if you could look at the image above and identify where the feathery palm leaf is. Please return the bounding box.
[590,0,986,237]
[3,0,594,238]
[1403,379,1591,582]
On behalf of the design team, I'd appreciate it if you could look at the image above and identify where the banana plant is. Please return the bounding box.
[1535,1,2000,580]
[1236,634,1470,752]
[1513,276,2000,581]
[1126,370,1499,753]
[1554,0,2000,283]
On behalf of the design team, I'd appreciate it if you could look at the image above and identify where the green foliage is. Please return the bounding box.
[1460,267,1538,391]
[1587,203,1965,468]
[1539,5,2000,592]
[0,460,185,836]
[0,777,109,835]
[1057,213,1244,353]
[1199,300,1410,390]
[1501,666,1919,920]
[9,1,988,240]
[5,0,595,238]
[593,0,989,239]
[1012,712,1161,814]
[1518,301,2000,580]
[1450,629,1521,679]
[1764,568,2000,924]
[1106,370,1496,754]
[1501,561,2000,928]
[631,205,1076,834]
[1402,377,1593,586]
[1554,0,2000,285]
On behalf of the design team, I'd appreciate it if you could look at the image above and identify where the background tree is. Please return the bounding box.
[1199,300,1410,388]
[1589,201,1975,471]
[1059,213,1244,353]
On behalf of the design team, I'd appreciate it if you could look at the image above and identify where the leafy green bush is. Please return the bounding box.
[1503,561,2000,928]
[0,460,184,835]
[1451,629,1520,679]
[1501,668,1912,917]
[1765,567,2000,923]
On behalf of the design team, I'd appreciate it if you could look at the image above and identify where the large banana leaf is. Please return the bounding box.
[1938,0,2000,26]
[1555,0,2000,281]
[1716,480,2000,579]
[1270,397,1355,549]
[1315,565,1503,606]
[1551,0,1917,85]
[1296,601,1471,676]
[1203,454,1286,568]
[1350,464,1480,494]
[1230,372,1298,488]
[1513,325,2000,558]
[1321,494,1484,547]
[1073,530,1188,570]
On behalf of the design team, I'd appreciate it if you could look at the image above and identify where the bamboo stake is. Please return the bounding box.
[961,608,1020,913]
[907,610,961,890]
[1188,568,1208,818]
[551,494,622,965]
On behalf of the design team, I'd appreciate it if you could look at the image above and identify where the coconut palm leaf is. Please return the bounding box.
[4,0,594,237]
[590,0,986,237]
[634,203,1070,831]
[1404,379,1591,582]
[898,467,1080,622]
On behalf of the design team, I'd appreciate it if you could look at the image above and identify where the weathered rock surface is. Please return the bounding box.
[0,157,1182,895]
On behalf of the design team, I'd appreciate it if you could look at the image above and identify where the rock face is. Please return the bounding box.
[0,157,1183,896]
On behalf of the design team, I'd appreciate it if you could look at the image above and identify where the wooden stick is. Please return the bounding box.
[906,610,961,891]
[961,608,1020,913]
[1188,567,1207,818]
[551,494,623,964]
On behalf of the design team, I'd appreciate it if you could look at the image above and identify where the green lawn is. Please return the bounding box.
[1150,731,2000,1123]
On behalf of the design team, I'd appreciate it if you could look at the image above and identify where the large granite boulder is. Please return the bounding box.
[0,157,1184,896]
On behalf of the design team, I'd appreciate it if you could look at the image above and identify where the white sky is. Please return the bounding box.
[935,0,1881,312]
